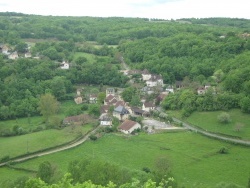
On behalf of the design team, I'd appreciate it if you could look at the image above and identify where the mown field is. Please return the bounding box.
[2,131,249,188]
[0,124,93,159]
[183,109,250,140]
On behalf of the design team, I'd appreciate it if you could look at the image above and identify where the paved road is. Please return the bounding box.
[155,107,250,146]
[0,126,100,167]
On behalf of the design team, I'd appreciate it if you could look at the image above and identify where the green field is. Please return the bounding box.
[2,132,249,188]
[73,52,96,62]
[0,124,93,159]
[184,109,250,140]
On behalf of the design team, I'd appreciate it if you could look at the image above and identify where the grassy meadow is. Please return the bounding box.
[184,109,250,140]
[2,132,249,188]
[0,124,93,159]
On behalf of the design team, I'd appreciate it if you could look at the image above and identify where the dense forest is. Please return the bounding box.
[1,12,250,120]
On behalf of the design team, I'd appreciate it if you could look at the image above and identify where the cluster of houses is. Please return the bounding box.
[68,87,158,135]
[0,44,70,70]
[0,44,32,60]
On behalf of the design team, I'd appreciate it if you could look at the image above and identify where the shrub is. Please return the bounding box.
[218,147,229,154]
[217,112,231,124]
[89,135,97,141]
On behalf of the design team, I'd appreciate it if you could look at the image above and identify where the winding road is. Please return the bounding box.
[173,117,250,146]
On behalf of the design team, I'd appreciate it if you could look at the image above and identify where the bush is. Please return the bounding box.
[89,135,97,141]
[218,147,229,154]
[217,112,231,124]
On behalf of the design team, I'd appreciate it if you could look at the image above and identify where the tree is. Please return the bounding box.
[38,93,59,124]
[97,92,106,104]
[15,42,28,53]
[234,123,244,132]
[88,104,100,117]
[217,112,231,124]
[240,96,250,113]
[37,161,55,183]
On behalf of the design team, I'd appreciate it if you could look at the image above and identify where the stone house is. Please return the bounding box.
[113,105,130,121]
[118,120,141,134]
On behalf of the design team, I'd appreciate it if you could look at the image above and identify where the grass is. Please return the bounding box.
[73,52,96,62]
[0,124,93,159]
[4,132,250,188]
[185,109,250,140]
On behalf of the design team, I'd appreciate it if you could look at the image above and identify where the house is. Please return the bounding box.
[141,69,151,81]
[197,87,206,95]
[142,102,155,112]
[61,61,69,69]
[89,94,98,104]
[175,81,184,90]
[63,114,89,125]
[1,45,10,55]
[118,119,141,134]
[113,105,130,121]
[74,96,83,104]
[146,74,164,87]
[8,51,18,59]
[99,114,112,126]
[104,94,118,105]
[165,85,174,93]
[106,88,115,96]
[25,52,32,58]
[129,107,149,117]
[74,88,83,104]
[100,105,110,115]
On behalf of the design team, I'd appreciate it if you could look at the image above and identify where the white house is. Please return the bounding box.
[197,87,206,95]
[142,102,155,112]
[1,45,10,55]
[89,94,98,104]
[118,120,141,134]
[99,114,112,126]
[141,69,151,81]
[25,52,32,58]
[8,51,18,59]
[165,85,174,93]
[146,74,164,87]
[61,61,69,69]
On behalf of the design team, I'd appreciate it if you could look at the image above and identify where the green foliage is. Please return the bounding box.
[38,93,60,124]
[37,161,55,183]
[217,112,231,124]
[89,135,97,141]
[88,104,100,117]
[218,147,229,154]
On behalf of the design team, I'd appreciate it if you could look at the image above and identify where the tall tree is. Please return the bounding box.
[38,93,59,124]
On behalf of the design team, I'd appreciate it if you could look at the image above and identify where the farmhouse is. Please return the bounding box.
[99,114,112,126]
[8,51,18,59]
[142,101,155,112]
[61,61,69,69]
[146,74,164,87]
[113,105,130,121]
[118,119,141,134]
[89,94,98,104]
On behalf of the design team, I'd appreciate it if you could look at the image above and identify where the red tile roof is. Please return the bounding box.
[119,120,137,131]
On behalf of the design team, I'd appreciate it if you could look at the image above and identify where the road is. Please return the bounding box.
[0,126,100,167]
[155,107,250,146]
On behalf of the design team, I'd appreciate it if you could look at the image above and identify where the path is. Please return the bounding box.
[0,126,100,167]
[120,56,130,70]
[155,107,250,146]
